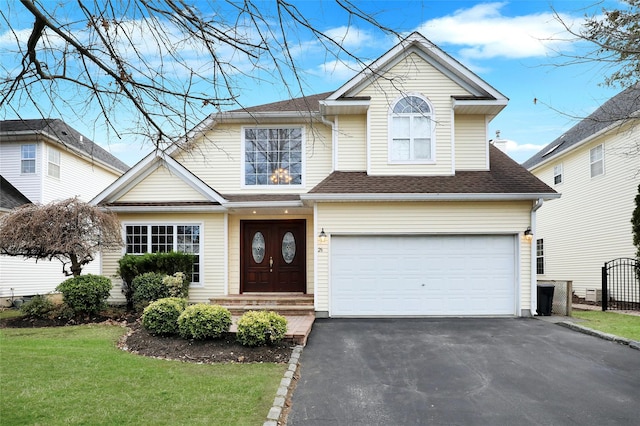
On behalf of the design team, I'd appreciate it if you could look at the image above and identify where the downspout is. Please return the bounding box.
[530,198,544,316]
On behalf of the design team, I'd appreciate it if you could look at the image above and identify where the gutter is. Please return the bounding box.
[530,198,544,316]
[300,192,561,202]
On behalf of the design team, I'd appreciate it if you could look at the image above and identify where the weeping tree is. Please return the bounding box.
[0,0,397,153]
[0,198,123,276]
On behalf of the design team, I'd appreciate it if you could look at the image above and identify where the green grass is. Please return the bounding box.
[572,310,640,341]
[0,325,286,425]
[0,308,23,319]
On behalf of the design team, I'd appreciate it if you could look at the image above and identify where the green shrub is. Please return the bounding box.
[141,297,188,335]
[177,304,231,340]
[19,295,55,318]
[132,272,168,305]
[163,272,189,298]
[236,311,288,347]
[117,252,195,310]
[56,275,112,316]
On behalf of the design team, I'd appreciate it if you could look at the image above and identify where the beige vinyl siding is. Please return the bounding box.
[227,214,314,295]
[315,201,532,313]
[533,127,639,297]
[356,52,473,176]
[0,141,42,202]
[102,212,226,304]
[118,165,208,202]
[174,122,333,193]
[455,115,488,170]
[336,114,367,171]
[41,142,121,203]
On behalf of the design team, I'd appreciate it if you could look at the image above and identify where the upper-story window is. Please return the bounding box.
[243,127,303,186]
[553,163,563,185]
[21,144,36,174]
[590,144,604,177]
[389,95,435,163]
[48,148,61,178]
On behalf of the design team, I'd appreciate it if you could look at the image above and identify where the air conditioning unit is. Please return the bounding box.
[585,289,602,303]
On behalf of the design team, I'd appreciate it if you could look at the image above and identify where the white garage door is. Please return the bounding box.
[330,235,516,316]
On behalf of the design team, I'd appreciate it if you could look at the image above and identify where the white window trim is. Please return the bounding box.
[122,221,204,287]
[553,163,563,185]
[387,93,436,164]
[589,143,605,178]
[241,125,306,189]
[20,144,36,174]
[536,238,544,275]
[48,147,61,179]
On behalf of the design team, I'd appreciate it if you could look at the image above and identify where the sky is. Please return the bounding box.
[0,0,626,166]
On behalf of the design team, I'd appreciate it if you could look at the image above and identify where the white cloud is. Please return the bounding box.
[415,2,580,60]
[503,139,545,152]
[306,59,362,83]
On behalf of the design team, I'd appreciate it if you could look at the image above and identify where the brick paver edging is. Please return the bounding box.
[264,345,303,426]
[557,321,640,350]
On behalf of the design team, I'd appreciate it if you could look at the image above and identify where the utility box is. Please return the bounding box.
[585,289,602,303]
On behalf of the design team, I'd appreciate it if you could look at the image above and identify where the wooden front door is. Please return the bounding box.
[241,220,306,293]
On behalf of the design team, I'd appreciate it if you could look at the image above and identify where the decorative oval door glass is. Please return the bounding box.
[282,232,296,264]
[252,232,265,263]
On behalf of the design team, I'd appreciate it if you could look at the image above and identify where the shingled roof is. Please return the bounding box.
[0,175,31,211]
[228,92,333,113]
[0,119,130,173]
[308,145,555,197]
[523,84,640,169]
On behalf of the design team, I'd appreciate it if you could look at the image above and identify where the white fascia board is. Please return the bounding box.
[90,152,160,205]
[300,192,561,202]
[104,205,227,213]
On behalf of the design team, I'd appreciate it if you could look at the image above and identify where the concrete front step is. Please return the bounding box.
[210,293,315,317]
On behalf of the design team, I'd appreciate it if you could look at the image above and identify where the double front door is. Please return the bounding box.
[241,220,306,293]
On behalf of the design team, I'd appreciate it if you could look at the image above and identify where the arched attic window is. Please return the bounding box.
[389,95,435,162]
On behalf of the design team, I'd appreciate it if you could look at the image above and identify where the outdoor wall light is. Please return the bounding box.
[524,227,533,242]
[318,228,327,243]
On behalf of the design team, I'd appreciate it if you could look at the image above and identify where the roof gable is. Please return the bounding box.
[328,32,507,103]
[0,119,129,173]
[523,85,640,170]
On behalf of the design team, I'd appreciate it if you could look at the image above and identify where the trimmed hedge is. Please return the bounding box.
[141,297,188,336]
[56,274,112,316]
[236,311,288,347]
[177,304,232,340]
[132,272,168,305]
[117,252,195,310]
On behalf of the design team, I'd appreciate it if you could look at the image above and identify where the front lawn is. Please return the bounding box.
[0,325,286,425]
[572,310,640,341]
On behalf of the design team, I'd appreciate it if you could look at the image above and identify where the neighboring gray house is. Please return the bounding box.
[0,119,129,301]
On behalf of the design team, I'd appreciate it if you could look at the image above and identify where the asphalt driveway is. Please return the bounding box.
[288,318,640,425]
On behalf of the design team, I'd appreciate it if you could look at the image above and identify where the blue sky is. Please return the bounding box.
[0,1,624,166]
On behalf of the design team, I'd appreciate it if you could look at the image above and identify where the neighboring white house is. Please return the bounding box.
[0,119,129,301]
[93,33,558,317]
[523,86,640,298]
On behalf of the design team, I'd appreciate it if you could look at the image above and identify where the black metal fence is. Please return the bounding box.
[601,258,640,311]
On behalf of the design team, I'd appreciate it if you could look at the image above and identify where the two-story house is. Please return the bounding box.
[523,85,640,300]
[0,119,129,300]
[93,33,557,317]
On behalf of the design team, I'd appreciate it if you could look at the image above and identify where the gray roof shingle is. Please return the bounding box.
[309,145,555,196]
[0,175,31,210]
[228,92,333,113]
[522,85,640,169]
[0,119,130,172]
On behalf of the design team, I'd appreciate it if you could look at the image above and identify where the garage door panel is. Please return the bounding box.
[330,235,516,316]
